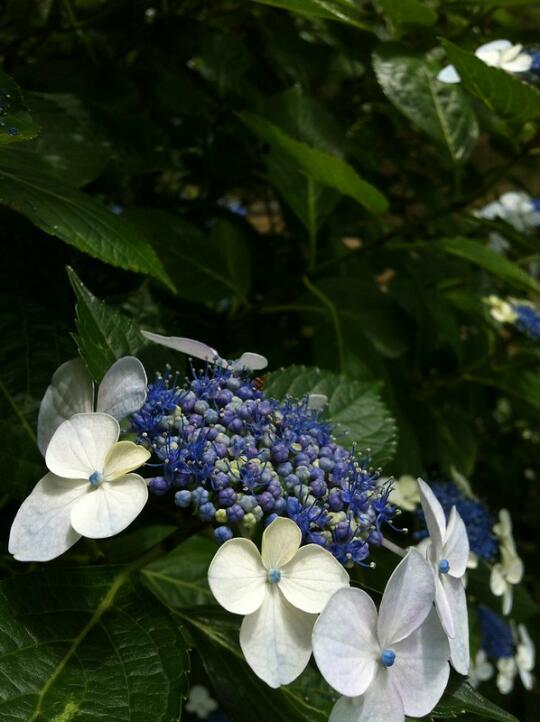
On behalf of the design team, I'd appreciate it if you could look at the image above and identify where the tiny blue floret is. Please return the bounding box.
[267,568,281,584]
[89,471,103,486]
[381,649,396,667]
[439,559,450,574]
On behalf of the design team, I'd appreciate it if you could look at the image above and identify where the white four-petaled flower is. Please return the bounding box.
[313,550,449,722]
[438,40,532,84]
[141,331,268,371]
[9,412,151,561]
[208,516,349,688]
[418,479,470,674]
[37,356,148,454]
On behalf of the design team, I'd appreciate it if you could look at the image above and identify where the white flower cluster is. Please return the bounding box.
[208,480,470,722]
[438,40,532,84]
[9,357,150,561]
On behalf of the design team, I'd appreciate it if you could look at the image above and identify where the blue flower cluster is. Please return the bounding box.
[416,482,497,561]
[511,303,540,341]
[528,51,540,74]
[477,605,514,659]
[131,362,395,566]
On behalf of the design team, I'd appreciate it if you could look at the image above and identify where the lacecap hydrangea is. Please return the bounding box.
[130,350,396,567]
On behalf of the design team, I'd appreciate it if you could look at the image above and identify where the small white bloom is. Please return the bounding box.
[37,356,148,454]
[476,192,540,233]
[484,296,518,324]
[469,650,494,688]
[313,550,449,722]
[516,623,535,690]
[208,516,349,688]
[388,475,420,511]
[185,685,218,719]
[9,412,151,561]
[496,656,517,694]
[490,510,523,615]
[141,331,268,371]
[438,39,532,84]
[418,479,470,674]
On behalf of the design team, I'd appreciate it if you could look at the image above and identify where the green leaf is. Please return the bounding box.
[100,524,176,563]
[0,147,174,290]
[239,111,389,215]
[67,267,145,381]
[440,39,540,124]
[22,92,112,187]
[0,70,39,144]
[0,566,189,721]
[376,0,437,27]
[142,535,216,608]
[265,365,397,465]
[247,0,370,30]
[130,211,251,306]
[438,237,540,294]
[182,607,332,722]
[432,679,518,721]
[373,44,478,164]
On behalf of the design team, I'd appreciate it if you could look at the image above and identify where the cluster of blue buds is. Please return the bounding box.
[416,481,497,561]
[511,302,540,341]
[130,360,396,566]
[477,605,514,660]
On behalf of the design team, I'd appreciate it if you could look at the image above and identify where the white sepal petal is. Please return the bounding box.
[392,609,450,718]
[377,549,435,647]
[239,586,315,688]
[417,479,446,555]
[37,358,94,455]
[444,506,470,578]
[312,587,378,698]
[8,472,87,561]
[103,441,151,481]
[279,544,349,613]
[307,393,328,411]
[435,575,456,639]
[141,331,220,362]
[330,670,404,722]
[261,517,301,570]
[443,576,470,675]
[437,65,461,83]
[476,39,512,55]
[96,356,148,420]
[69,473,148,538]
[235,352,268,371]
[45,412,120,480]
[208,538,267,615]
[502,54,532,72]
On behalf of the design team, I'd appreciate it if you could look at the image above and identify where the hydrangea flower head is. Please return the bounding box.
[313,550,449,722]
[131,336,397,566]
[438,40,533,84]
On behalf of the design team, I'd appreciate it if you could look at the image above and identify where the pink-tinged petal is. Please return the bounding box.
[417,480,445,555]
[437,65,460,83]
[45,412,119,480]
[96,356,147,420]
[392,609,450,717]
[208,538,266,615]
[330,670,404,722]
[9,472,87,561]
[435,575,455,639]
[70,473,148,538]
[261,517,302,569]
[279,544,350,613]
[141,331,220,362]
[313,587,379,698]
[377,549,435,647]
[444,507,469,578]
[239,586,315,688]
[443,577,470,675]
[37,358,94,455]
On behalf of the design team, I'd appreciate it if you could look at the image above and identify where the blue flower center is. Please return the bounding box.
[89,471,104,486]
[267,568,281,584]
[439,559,450,574]
[381,649,396,667]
